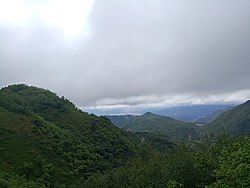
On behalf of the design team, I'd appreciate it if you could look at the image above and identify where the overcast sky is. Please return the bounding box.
[0,0,250,114]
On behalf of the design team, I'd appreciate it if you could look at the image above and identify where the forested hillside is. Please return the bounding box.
[108,112,200,140]
[84,135,250,188]
[195,107,232,124]
[0,84,249,187]
[202,100,250,136]
[0,84,173,187]
[106,115,135,128]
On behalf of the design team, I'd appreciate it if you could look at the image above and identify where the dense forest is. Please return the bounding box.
[0,84,249,187]
[84,135,250,188]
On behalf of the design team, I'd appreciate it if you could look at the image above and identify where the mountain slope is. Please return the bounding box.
[203,101,250,136]
[106,115,135,128]
[195,107,233,124]
[0,84,171,186]
[108,112,200,140]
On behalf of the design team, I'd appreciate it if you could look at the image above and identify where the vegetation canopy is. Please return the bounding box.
[0,84,249,187]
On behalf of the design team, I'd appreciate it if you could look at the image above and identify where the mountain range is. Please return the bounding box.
[88,104,235,122]
[107,102,250,139]
[107,112,200,140]
[152,104,235,122]
[0,84,249,187]
[194,107,233,124]
[202,100,250,136]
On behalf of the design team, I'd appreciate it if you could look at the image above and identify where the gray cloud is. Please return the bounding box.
[0,0,250,113]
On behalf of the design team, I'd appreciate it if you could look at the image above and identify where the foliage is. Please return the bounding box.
[84,135,250,188]
[209,136,250,187]
[0,84,172,187]
[0,84,249,187]
[0,170,42,188]
[202,100,250,136]
[195,107,233,124]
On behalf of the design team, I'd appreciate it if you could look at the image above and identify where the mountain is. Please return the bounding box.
[195,107,233,124]
[0,85,249,187]
[0,84,173,187]
[105,115,135,128]
[108,112,200,140]
[152,104,235,122]
[203,101,250,136]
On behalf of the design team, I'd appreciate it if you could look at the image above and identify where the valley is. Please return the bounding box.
[0,84,249,187]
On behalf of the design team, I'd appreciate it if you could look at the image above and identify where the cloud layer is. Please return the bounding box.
[0,0,250,113]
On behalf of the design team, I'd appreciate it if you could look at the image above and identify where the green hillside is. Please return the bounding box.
[106,115,135,128]
[116,112,201,140]
[84,135,250,188]
[195,107,233,124]
[203,100,250,136]
[0,84,172,187]
[1,84,249,187]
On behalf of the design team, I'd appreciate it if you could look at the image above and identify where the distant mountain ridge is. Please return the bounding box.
[202,100,250,136]
[107,112,200,140]
[152,104,235,122]
[105,114,135,128]
[87,104,236,120]
[195,106,233,124]
[107,102,250,140]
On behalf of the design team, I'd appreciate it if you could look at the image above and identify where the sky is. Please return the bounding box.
[0,0,250,114]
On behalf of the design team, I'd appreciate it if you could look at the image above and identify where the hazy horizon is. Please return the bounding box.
[85,102,238,116]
